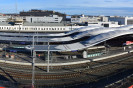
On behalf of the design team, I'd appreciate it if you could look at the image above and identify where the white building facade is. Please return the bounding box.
[0,16,10,22]
[109,16,133,25]
[25,15,63,23]
[71,15,108,23]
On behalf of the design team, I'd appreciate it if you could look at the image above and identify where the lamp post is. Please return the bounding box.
[47,41,50,72]
[32,35,36,87]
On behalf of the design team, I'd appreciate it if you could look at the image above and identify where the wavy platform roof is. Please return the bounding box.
[0,25,132,52]
[0,25,133,43]
[25,26,133,52]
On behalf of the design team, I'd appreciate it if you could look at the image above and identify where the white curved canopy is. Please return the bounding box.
[27,30,133,52]
[0,25,133,43]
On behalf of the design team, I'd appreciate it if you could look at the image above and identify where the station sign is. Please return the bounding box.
[128,85,133,88]
[126,41,133,45]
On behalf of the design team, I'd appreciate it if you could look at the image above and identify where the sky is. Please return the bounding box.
[1,0,133,16]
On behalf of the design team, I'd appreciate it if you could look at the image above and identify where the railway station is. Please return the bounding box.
[0,25,133,87]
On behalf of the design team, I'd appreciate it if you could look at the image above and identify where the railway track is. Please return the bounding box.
[0,52,133,87]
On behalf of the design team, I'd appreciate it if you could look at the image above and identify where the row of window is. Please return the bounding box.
[0,27,66,31]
